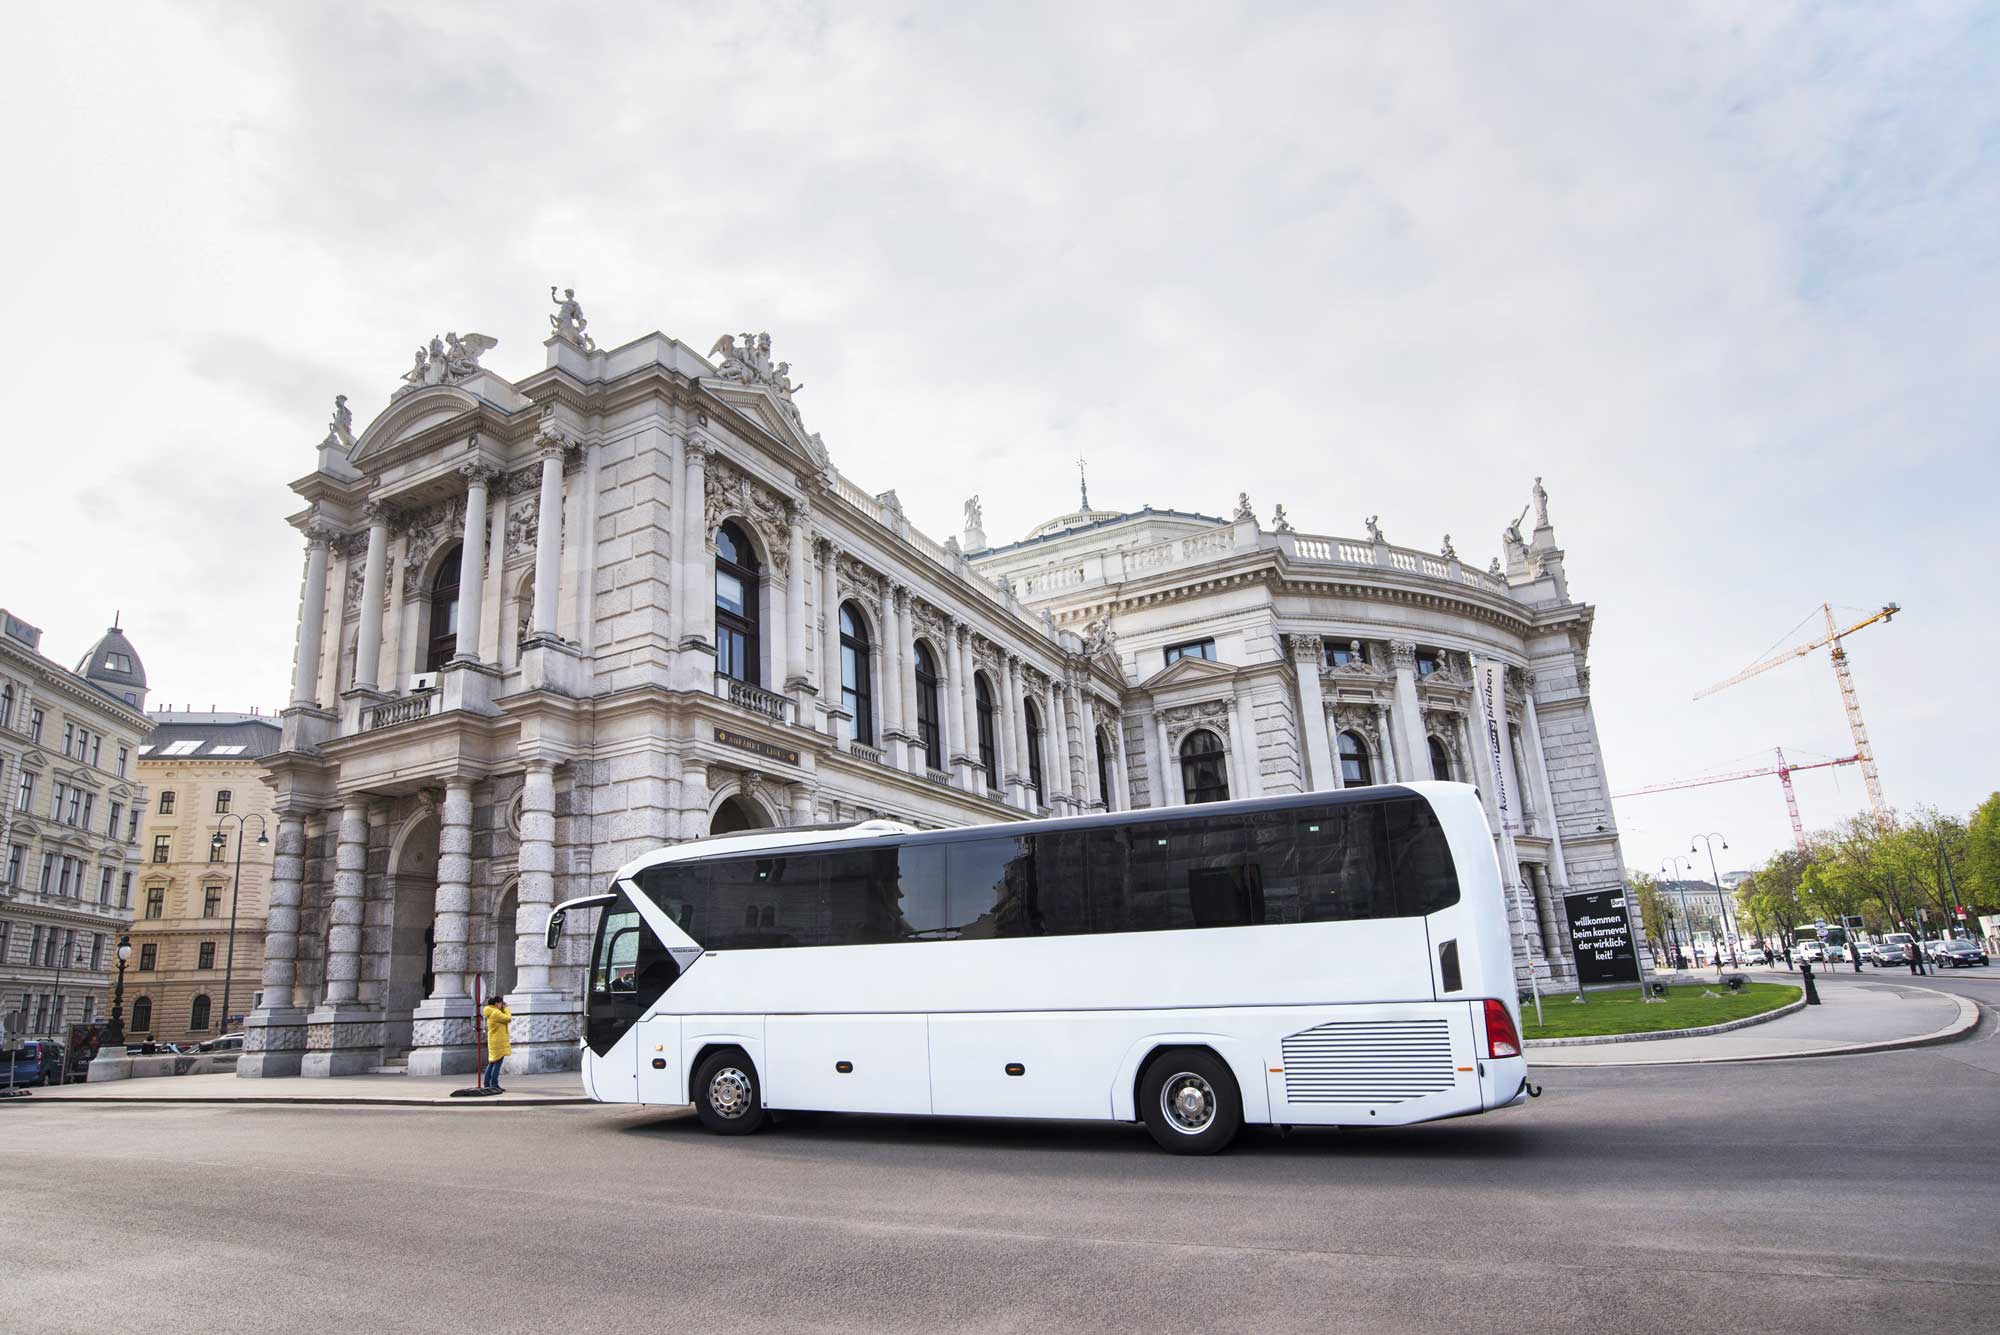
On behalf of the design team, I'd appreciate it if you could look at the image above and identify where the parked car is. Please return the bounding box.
[1927,938,1988,968]
[196,1033,243,1053]
[1871,933,1915,967]
[5,1040,67,1086]
[1795,941,1828,963]
[1737,946,1769,966]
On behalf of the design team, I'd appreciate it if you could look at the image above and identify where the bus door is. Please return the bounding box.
[583,888,684,1101]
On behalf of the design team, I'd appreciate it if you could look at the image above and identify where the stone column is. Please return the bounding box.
[352,505,391,691]
[290,524,333,708]
[876,580,903,764]
[1471,657,1537,979]
[382,532,408,688]
[940,616,963,783]
[1230,689,1262,797]
[1154,713,1181,806]
[453,465,494,663]
[1375,701,1398,783]
[1111,722,1132,810]
[1002,656,1027,807]
[1290,637,1334,791]
[507,761,575,1073]
[1522,683,1570,890]
[818,541,841,736]
[1387,641,1427,781]
[789,784,814,826]
[531,442,565,637]
[899,589,924,776]
[675,440,715,689]
[408,779,477,1077]
[1079,691,1103,808]
[785,503,810,692]
[956,629,981,792]
[482,475,507,663]
[571,440,600,650]
[680,757,709,842]
[1050,681,1074,808]
[238,811,308,1078]
[303,799,383,1076]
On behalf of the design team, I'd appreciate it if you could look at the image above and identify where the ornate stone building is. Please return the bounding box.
[128,710,280,1043]
[244,297,1631,1079]
[0,610,153,1039]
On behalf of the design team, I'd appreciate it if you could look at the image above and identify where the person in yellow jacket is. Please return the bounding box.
[481,994,512,1092]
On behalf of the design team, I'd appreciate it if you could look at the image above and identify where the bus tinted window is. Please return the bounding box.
[632,794,1459,951]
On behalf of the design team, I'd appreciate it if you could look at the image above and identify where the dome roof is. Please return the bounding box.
[1022,507,1126,541]
[76,622,147,698]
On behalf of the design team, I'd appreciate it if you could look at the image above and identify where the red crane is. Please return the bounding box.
[1613,748,1859,857]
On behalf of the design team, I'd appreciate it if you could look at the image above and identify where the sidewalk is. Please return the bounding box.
[14,1068,589,1106]
[1531,974,1979,1067]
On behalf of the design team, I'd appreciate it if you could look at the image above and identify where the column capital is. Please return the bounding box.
[301,519,337,548]
[685,435,716,462]
[458,461,502,486]
[1388,639,1418,670]
[362,498,399,527]
[1286,632,1324,663]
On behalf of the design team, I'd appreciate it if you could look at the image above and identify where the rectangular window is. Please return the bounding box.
[56,858,73,898]
[127,808,139,841]
[51,781,66,818]
[120,872,133,910]
[16,772,31,812]
[117,746,128,778]
[65,788,83,825]
[91,934,103,970]
[138,942,157,971]
[99,867,114,904]
[62,722,74,756]
[215,790,232,815]
[145,886,165,919]
[29,708,44,742]
[90,735,102,767]
[39,852,55,893]
[158,791,176,815]
[208,840,225,864]
[5,844,23,888]
[80,793,94,830]
[29,925,42,962]
[107,801,122,836]
[203,887,221,917]
[198,941,216,970]
[153,835,171,863]
[1163,638,1217,666]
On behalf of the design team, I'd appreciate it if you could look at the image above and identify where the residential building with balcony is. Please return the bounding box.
[0,610,153,1039]
[127,710,281,1043]
[243,302,1632,1080]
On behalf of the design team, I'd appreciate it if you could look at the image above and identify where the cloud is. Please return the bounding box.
[2,0,1992,874]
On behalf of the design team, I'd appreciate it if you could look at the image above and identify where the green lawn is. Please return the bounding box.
[1516,982,1801,1040]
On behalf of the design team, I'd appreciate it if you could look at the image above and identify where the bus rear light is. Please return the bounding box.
[1482,999,1522,1059]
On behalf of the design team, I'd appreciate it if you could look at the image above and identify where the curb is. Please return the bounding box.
[1534,988,1981,1067]
[1526,994,1807,1048]
[7,1090,591,1109]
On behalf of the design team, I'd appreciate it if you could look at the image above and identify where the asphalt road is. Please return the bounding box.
[3,1001,1995,1335]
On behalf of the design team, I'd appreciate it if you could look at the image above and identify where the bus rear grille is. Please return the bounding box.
[1280,1019,1456,1104]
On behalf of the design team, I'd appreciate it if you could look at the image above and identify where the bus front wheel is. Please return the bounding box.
[1139,1048,1242,1155]
[692,1048,768,1135]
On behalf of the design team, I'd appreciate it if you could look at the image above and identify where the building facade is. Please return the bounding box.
[0,611,153,1039]
[127,711,281,1043]
[243,298,1633,1079]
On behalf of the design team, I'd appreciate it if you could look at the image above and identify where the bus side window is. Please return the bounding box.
[1031,831,1095,936]
[1383,798,1461,915]
[1289,804,1396,922]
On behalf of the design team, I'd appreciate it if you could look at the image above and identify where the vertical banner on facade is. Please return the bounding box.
[1564,889,1641,986]
[1475,658,1510,828]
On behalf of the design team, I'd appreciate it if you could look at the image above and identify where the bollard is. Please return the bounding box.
[1800,961,1820,1005]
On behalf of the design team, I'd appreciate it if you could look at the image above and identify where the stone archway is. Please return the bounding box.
[710,795,768,836]
[493,880,518,997]
[381,806,440,1063]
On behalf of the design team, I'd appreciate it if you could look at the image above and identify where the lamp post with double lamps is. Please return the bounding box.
[1660,855,1703,968]
[209,813,269,1036]
[103,935,133,1045]
[1689,832,1737,962]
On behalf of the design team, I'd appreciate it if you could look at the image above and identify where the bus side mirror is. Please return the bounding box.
[544,909,565,951]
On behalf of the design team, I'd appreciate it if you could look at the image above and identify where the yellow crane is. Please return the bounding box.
[1693,603,1899,822]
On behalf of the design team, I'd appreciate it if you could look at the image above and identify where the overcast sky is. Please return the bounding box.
[3,2,1993,880]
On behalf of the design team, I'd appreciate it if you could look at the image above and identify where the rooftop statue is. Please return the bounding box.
[1365,514,1384,544]
[1440,533,1457,561]
[550,287,596,350]
[1271,504,1294,533]
[324,394,355,450]
[394,331,498,399]
[963,495,983,530]
[1533,475,1549,529]
[1233,492,1256,524]
[1502,505,1528,549]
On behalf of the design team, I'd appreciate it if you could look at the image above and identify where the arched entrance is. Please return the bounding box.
[382,808,440,1063]
[493,881,518,997]
[710,795,767,836]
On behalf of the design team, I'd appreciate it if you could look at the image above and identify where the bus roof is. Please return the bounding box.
[611,781,1466,883]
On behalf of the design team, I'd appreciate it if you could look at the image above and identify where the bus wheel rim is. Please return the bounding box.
[709,1068,752,1118]
[1161,1072,1216,1134]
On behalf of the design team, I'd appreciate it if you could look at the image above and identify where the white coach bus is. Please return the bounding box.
[545,781,1527,1153]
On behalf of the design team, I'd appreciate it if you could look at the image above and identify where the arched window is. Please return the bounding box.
[425,543,463,673]
[1427,736,1453,781]
[131,996,152,1032]
[1179,729,1229,804]
[214,790,232,815]
[839,603,874,746]
[1095,726,1115,810]
[714,522,760,685]
[913,641,943,771]
[189,994,211,1032]
[1339,730,1373,786]
[974,673,999,789]
[1024,700,1046,802]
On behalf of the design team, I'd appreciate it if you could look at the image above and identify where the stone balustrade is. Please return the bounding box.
[714,673,792,724]
[363,691,438,731]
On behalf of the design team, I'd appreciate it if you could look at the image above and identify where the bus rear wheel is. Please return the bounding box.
[692,1048,767,1135]
[1139,1048,1242,1155]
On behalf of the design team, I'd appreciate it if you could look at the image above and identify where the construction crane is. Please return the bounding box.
[1613,747,1859,857]
[1694,602,1898,821]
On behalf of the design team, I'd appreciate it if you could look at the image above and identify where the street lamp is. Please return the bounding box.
[1689,832,1738,961]
[102,935,133,1046]
[210,813,269,1038]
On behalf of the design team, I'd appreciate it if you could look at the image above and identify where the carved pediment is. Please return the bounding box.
[1136,654,1240,692]
[350,385,483,465]
[701,378,833,476]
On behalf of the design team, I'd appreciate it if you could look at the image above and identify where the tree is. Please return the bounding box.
[1630,873,1667,964]
[1962,792,2000,909]
[1737,851,1807,947]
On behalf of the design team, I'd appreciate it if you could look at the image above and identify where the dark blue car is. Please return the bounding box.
[5,1040,66,1087]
